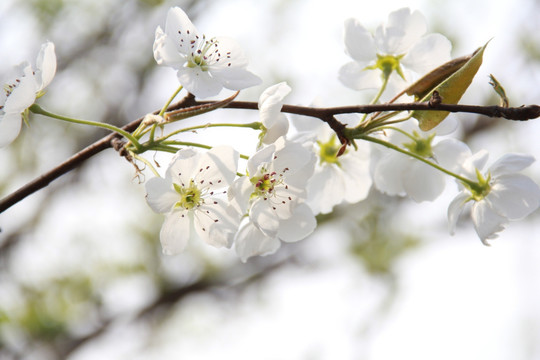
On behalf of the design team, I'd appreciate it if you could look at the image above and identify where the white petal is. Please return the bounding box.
[343,18,376,62]
[247,142,275,175]
[339,62,382,90]
[489,153,535,177]
[159,211,191,255]
[194,199,237,248]
[165,7,200,56]
[488,174,540,220]
[196,145,238,188]
[378,8,427,54]
[306,165,345,215]
[277,203,316,242]
[177,67,223,99]
[403,161,446,202]
[401,33,452,74]
[153,26,186,67]
[3,66,37,112]
[0,112,23,148]
[432,138,472,172]
[262,113,289,144]
[272,139,314,182]
[145,176,178,213]
[235,221,281,262]
[250,198,279,237]
[340,143,372,204]
[35,41,57,90]
[373,152,408,195]
[167,148,200,186]
[471,200,507,244]
[447,191,470,235]
[228,176,252,215]
[258,82,291,115]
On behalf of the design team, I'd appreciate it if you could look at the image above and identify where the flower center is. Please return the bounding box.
[317,135,342,166]
[178,32,232,72]
[173,180,202,210]
[403,131,435,158]
[372,54,405,79]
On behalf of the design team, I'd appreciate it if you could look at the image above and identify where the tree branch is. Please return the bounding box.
[1,96,538,214]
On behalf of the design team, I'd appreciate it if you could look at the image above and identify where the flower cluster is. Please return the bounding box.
[140,6,540,261]
[3,6,536,262]
[0,42,56,147]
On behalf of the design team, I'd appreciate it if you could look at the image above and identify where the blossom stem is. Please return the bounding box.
[359,73,390,124]
[29,104,141,149]
[159,85,184,117]
[162,140,249,160]
[160,122,261,141]
[359,134,478,188]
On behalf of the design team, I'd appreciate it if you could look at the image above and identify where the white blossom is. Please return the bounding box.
[258,82,291,146]
[373,121,470,202]
[448,152,540,244]
[293,115,372,214]
[0,42,56,148]
[339,8,451,92]
[145,146,240,255]
[228,137,316,261]
[153,7,261,99]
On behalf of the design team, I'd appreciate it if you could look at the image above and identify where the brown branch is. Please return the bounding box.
[1,96,538,214]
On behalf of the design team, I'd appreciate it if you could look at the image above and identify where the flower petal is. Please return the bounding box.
[447,190,469,235]
[35,41,57,90]
[145,176,178,214]
[153,26,186,68]
[159,211,191,255]
[177,66,223,99]
[235,221,281,262]
[471,200,507,244]
[250,197,279,237]
[339,62,382,90]
[194,199,237,248]
[0,112,23,148]
[277,203,316,242]
[403,160,446,202]
[343,18,376,62]
[4,65,37,112]
[489,153,535,177]
[488,174,540,220]
[165,7,200,56]
[401,33,452,74]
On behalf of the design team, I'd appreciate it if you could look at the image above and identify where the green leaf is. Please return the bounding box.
[488,74,509,107]
[404,53,474,100]
[412,42,489,131]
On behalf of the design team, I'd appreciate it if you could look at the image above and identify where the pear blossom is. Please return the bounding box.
[293,114,372,214]
[339,8,451,92]
[258,82,291,146]
[145,146,240,255]
[0,41,56,147]
[153,7,261,99]
[228,137,316,261]
[448,152,540,244]
[373,121,470,202]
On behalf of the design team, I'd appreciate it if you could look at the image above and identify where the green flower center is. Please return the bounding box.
[173,180,202,210]
[317,135,342,166]
[370,54,406,79]
[467,170,492,201]
[403,131,435,158]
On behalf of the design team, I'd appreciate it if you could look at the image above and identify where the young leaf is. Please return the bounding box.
[488,74,509,108]
[412,42,489,131]
[404,52,475,100]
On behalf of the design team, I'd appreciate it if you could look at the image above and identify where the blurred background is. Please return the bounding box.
[1,0,540,359]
